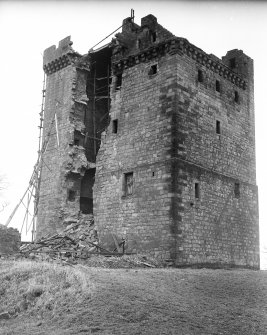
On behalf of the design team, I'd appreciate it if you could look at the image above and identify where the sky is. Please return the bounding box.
[0,0,266,258]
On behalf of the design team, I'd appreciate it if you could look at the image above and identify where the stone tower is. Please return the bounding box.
[37,15,259,268]
[93,15,259,268]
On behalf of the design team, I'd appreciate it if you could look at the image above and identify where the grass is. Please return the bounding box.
[0,259,267,334]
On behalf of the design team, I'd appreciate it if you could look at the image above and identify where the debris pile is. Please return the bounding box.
[20,215,101,263]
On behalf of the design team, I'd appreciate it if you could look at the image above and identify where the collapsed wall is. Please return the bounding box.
[0,224,21,255]
[37,37,111,238]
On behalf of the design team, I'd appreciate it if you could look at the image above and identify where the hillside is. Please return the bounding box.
[0,259,267,335]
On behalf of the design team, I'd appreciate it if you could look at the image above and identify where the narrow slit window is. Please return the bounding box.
[198,69,203,83]
[234,91,239,103]
[149,64,158,75]
[151,31,157,43]
[234,183,240,198]
[216,120,221,134]
[195,183,200,199]
[125,172,133,196]
[137,39,142,49]
[112,119,118,134]
[216,80,221,92]
[115,74,122,91]
[229,58,236,69]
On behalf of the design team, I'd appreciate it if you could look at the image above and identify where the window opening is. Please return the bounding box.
[198,69,203,83]
[125,172,133,196]
[216,120,221,134]
[112,119,118,134]
[234,183,240,198]
[151,31,157,43]
[67,190,76,202]
[148,64,158,75]
[234,91,239,103]
[229,58,236,69]
[137,39,142,49]
[74,139,79,146]
[195,183,200,199]
[115,74,122,91]
[152,171,155,177]
[216,80,221,92]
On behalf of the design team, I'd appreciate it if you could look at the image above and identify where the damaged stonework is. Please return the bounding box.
[37,14,259,269]
[0,224,21,255]
[37,36,111,239]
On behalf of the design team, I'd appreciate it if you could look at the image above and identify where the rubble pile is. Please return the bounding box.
[20,215,101,262]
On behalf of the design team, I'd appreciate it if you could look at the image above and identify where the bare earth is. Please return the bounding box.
[0,259,266,335]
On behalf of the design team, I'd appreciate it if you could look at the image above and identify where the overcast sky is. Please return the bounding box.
[0,0,266,252]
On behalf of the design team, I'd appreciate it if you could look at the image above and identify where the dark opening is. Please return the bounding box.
[229,58,236,69]
[74,139,79,146]
[67,190,76,202]
[115,74,122,91]
[112,119,118,134]
[198,69,204,83]
[85,45,112,163]
[80,168,95,214]
[152,171,155,177]
[234,91,239,103]
[151,31,157,43]
[234,183,240,198]
[195,183,200,199]
[137,39,142,49]
[149,64,158,75]
[80,197,93,214]
[216,80,221,92]
[125,172,133,196]
[216,120,221,134]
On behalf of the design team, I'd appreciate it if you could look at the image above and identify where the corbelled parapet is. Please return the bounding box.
[111,15,247,90]
[113,37,247,90]
[43,36,81,75]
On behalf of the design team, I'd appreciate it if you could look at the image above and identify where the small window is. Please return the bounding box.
[229,58,236,69]
[234,183,240,198]
[115,74,122,91]
[216,120,221,134]
[74,139,79,146]
[195,183,200,199]
[151,31,157,43]
[216,80,221,92]
[125,172,133,196]
[198,69,203,83]
[137,39,142,49]
[112,119,118,134]
[67,190,76,202]
[234,91,239,103]
[148,64,158,75]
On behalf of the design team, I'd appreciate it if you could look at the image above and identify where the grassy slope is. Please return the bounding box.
[0,260,267,335]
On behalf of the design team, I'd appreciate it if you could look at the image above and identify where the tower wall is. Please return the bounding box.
[94,15,259,268]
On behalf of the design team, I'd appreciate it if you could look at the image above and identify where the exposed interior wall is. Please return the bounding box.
[37,38,111,237]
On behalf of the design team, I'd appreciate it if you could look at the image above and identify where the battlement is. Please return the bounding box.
[43,36,81,75]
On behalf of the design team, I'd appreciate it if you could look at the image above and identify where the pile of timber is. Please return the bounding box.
[19,216,117,263]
